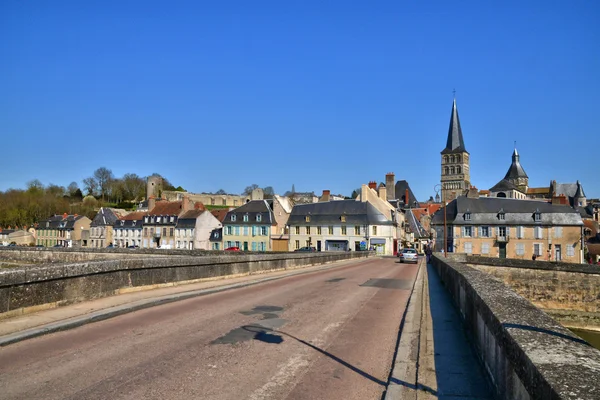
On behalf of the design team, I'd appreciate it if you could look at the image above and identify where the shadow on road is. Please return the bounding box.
[242,325,387,386]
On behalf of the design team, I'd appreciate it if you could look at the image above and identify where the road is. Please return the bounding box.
[0,257,419,400]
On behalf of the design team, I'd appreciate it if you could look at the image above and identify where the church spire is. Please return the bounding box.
[441,98,468,154]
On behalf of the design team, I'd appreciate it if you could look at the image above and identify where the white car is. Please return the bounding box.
[399,248,418,263]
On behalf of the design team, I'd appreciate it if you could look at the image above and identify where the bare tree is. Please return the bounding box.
[215,189,227,195]
[83,177,98,196]
[122,173,146,201]
[242,184,260,195]
[93,167,114,201]
[67,182,79,196]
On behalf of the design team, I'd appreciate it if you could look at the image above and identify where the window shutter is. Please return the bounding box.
[496,227,500,236]
[478,227,482,237]
[506,227,510,237]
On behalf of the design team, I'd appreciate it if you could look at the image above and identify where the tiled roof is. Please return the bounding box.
[211,209,230,222]
[179,209,204,220]
[148,201,185,216]
[527,187,549,194]
[121,211,146,221]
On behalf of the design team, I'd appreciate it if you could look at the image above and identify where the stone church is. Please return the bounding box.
[440,99,470,203]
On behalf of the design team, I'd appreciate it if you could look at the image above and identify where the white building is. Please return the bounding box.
[175,210,222,250]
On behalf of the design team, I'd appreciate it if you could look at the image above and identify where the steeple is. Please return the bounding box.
[574,180,586,199]
[441,98,468,154]
[503,148,528,181]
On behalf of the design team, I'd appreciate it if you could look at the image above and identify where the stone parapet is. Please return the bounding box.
[431,253,600,400]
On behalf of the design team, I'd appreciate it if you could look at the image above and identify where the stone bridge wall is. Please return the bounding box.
[431,253,600,400]
[0,251,372,318]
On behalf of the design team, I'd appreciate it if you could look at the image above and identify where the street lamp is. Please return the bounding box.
[434,184,447,258]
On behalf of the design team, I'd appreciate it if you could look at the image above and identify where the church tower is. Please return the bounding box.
[440,99,470,203]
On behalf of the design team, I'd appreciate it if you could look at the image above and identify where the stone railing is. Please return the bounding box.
[431,253,600,400]
[0,251,372,318]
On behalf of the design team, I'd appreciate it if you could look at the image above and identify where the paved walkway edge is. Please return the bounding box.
[0,258,368,347]
[384,259,432,400]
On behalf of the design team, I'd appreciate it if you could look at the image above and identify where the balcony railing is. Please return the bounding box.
[496,235,509,243]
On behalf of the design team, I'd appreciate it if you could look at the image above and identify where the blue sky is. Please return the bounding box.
[1,1,599,201]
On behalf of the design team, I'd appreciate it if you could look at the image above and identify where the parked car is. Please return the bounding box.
[127,245,139,249]
[7,242,17,247]
[399,248,418,263]
[295,246,317,252]
[224,246,240,251]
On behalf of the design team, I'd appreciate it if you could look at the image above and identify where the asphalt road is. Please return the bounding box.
[0,257,419,400]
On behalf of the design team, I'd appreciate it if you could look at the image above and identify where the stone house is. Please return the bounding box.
[90,207,129,248]
[268,195,293,252]
[222,200,274,251]
[141,197,198,249]
[113,211,145,248]
[174,209,222,250]
[8,230,35,246]
[431,197,584,263]
[36,213,91,247]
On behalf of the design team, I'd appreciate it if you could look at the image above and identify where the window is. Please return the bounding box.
[156,217,161,223]
[516,243,525,256]
[132,221,136,226]
[456,155,461,163]
[450,166,455,175]
[252,242,257,251]
[534,243,543,256]
[261,226,267,236]
[306,227,311,235]
[144,217,149,223]
[464,226,472,237]
[211,198,215,205]
[234,226,240,235]
[498,211,505,220]
[355,226,361,235]
[231,215,236,222]
[243,226,249,236]
[567,245,575,257]
[444,166,449,175]
[534,226,543,239]
[295,226,300,235]
[464,242,472,254]
[120,220,125,226]
[341,226,347,235]
[444,155,448,164]
[162,228,167,237]
[169,228,174,237]
[243,214,249,222]
[317,226,322,235]
[534,209,541,222]
[516,226,524,239]
[498,226,507,237]
[295,240,300,250]
[480,226,489,237]
[329,226,333,235]
[222,199,226,206]
[481,243,490,254]
[150,228,154,236]
[465,211,471,221]
[340,216,346,222]
[213,243,220,250]
[554,227,563,238]
[457,166,462,174]
[226,226,233,235]
[305,216,311,222]
[372,226,377,235]
[170,216,174,222]
[256,214,262,222]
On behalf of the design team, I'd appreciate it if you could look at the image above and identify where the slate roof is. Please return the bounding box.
[287,200,393,226]
[394,180,419,207]
[39,214,87,230]
[91,208,126,227]
[489,179,519,192]
[224,200,274,225]
[176,210,205,229]
[407,209,429,238]
[431,196,583,226]
[574,180,586,198]
[441,99,468,154]
[114,211,145,229]
[503,148,528,180]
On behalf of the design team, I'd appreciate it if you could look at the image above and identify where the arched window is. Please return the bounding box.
[457,166,461,174]
[444,166,449,175]
[450,166,455,175]
[456,155,461,163]
[450,155,455,163]
[497,192,507,198]
[444,156,449,164]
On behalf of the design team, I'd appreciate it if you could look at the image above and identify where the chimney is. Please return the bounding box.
[63,212,68,219]
[321,190,330,202]
[148,196,156,212]
[405,189,409,206]
[182,196,192,211]
[378,185,387,200]
[368,181,377,190]
[385,173,395,200]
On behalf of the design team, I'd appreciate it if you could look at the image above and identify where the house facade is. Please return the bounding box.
[90,208,128,248]
[222,200,274,251]
[36,214,91,247]
[141,198,198,249]
[113,211,145,248]
[431,197,584,263]
[174,210,222,250]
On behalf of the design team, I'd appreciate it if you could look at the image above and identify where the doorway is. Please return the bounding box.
[243,242,248,251]
[555,244,561,262]
[317,241,322,252]
[499,243,507,259]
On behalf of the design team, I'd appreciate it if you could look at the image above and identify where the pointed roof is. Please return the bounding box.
[503,148,528,180]
[441,99,468,154]
[574,180,586,198]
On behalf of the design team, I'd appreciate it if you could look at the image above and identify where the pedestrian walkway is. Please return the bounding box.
[385,261,493,399]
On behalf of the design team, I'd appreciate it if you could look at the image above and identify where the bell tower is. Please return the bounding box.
[440,98,470,203]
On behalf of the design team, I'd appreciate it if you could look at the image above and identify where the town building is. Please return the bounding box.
[431,197,584,263]
[89,207,128,248]
[113,211,145,248]
[141,197,199,249]
[440,99,471,203]
[222,200,274,251]
[0,229,15,246]
[162,189,261,208]
[209,228,223,250]
[268,195,293,251]
[174,209,222,250]
[36,214,91,247]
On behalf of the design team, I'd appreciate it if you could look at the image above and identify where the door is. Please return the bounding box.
[317,241,322,252]
[243,242,248,251]
[555,245,561,262]
[499,243,507,259]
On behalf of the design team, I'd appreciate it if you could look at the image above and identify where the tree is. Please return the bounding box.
[242,184,260,195]
[93,167,114,201]
[263,186,275,199]
[67,182,79,196]
[351,188,361,199]
[46,184,66,198]
[27,179,44,192]
[83,177,98,196]
[122,173,146,201]
[215,189,227,195]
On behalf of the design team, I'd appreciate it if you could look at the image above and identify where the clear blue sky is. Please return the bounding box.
[1,1,599,200]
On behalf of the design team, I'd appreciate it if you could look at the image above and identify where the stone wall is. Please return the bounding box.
[466,256,600,330]
[431,253,600,400]
[0,251,371,318]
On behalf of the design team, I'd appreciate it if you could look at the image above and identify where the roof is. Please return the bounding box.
[408,209,429,238]
[527,187,549,194]
[441,99,468,154]
[224,200,274,225]
[431,196,583,226]
[489,179,520,192]
[90,208,125,227]
[503,148,528,180]
[394,180,419,206]
[210,228,223,242]
[148,201,185,216]
[287,199,393,226]
[39,214,87,230]
[211,209,230,223]
[120,211,146,221]
[176,210,205,228]
[574,180,586,198]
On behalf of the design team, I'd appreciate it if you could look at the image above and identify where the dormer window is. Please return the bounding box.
[243,214,249,222]
[465,209,471,221]
[305,216,311,222]
[341,215,347,222]
[132,221,136,226]
[120,220,125,226]
[170,216,174,222]
[256,214,262,222]
[231,215,237,222]
[144,217,149,223]
[534,209,541,222]
[498,208,505,221]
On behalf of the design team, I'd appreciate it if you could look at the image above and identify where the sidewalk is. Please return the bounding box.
[385,262,493,399]
[0,258,365,347]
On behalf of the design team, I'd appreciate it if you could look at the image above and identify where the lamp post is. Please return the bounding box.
[434,184,447,257]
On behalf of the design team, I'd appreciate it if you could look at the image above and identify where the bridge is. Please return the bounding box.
[0,247,599,399]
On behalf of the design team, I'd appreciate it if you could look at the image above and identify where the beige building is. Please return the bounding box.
[141,198,197,249]
[36,214,92,247]
[432,197,584,263]
[175,209,222,250]
[162,189,264,208]
[90,208,129,248]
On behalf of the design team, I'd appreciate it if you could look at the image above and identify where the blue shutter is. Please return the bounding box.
[506,227,510,237]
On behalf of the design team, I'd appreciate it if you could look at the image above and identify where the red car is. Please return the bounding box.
[224,246,240,251]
